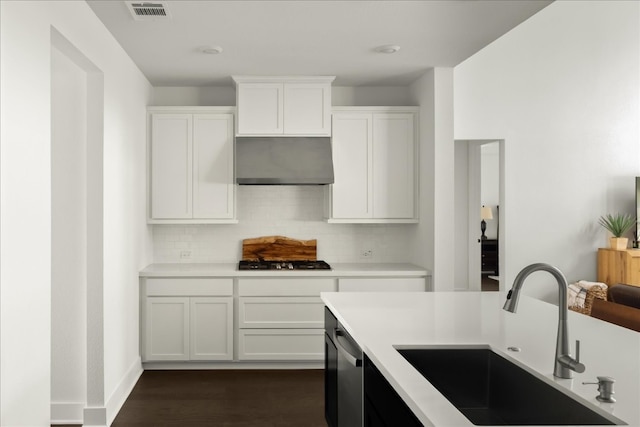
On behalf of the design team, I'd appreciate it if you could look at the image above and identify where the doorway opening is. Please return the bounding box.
[454,139,504,292]
[50,28,105,425]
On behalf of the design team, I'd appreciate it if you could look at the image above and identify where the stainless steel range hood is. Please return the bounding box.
[235,137,334,185]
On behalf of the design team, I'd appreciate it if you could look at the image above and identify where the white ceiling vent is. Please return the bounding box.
[126,2,171,21]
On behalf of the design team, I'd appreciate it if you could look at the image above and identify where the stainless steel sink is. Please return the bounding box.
[397,346,622,426]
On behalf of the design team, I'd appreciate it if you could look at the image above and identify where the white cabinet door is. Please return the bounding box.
[372,113,415,219]
[148,109,236,223]
[192,114,235,219]
[150,114,192,219]
[190,297,233,361]
[145,297,190,361]
[236,83,283,135]
[284,83,331,135]
[327,108,418,223]
[330,113,372,219]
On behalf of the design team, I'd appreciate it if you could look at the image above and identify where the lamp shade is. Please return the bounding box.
[481,206,493,220]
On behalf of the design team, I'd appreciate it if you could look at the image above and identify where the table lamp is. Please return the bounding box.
[481,206,493,240]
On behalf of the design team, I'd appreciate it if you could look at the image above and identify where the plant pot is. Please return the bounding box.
[609,237,628,250]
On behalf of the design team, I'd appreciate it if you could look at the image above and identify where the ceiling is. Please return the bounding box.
[87,0,553,87]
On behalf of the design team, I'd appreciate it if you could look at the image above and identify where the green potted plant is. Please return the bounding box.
[598,213,636,250]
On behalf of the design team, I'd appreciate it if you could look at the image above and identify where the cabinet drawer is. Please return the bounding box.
[238,329,324,360]
[338,277,425,292]
[238,297,324,328]
[146,278,233,296]
[238,278,337,296]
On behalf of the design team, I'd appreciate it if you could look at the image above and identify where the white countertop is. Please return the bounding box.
[139,262,429,277]
[321,291,640,427]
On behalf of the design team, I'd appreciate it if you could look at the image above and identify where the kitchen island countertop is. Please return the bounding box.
[321,291,640,427]
[139,262,429,277]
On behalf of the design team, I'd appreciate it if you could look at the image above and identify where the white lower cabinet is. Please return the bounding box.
[237,278,336,361]
[141,272,427,365]
[142,278,233,362]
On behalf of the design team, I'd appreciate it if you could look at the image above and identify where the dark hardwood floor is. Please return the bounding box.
[54,369,326,427]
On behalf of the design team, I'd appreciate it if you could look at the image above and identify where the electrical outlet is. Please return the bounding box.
[180,250,191,259]
[361,249,373,258]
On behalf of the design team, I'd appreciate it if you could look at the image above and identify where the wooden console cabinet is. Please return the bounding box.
[481,239,499,276]
[597,248,640,288]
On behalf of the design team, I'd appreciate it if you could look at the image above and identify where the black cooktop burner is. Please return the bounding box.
[238,260,332,271]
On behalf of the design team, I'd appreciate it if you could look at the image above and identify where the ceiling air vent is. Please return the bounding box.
[126,2,171,21]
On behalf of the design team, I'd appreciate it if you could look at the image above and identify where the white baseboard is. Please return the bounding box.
[51,402,84,425]
[83,406,107,426]
[51,357,142,427]
[142,360,324,370]
[106,356,143,426]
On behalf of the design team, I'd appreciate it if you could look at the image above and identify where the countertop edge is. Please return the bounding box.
[139,262,431,277]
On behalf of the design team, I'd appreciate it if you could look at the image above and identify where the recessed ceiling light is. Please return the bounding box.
[374,45,401,54]
[200,46,223,55]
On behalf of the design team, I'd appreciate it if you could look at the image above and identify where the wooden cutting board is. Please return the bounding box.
[242,236,317,261]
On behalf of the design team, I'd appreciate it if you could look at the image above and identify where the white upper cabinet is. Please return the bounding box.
[148,107,237,224]
[235,83,283,134]
[326,107,418,223]
[233,76,334,136]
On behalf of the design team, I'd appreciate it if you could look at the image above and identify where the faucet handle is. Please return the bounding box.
[558,339,586,374]
[571,339,585,373]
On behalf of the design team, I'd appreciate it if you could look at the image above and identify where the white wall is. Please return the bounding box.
[153,86,236,105]
[454,0,640,301]
[152,85,415,107]
[332,86,415,106]
[0,2,153,425]
[409,68,455,290]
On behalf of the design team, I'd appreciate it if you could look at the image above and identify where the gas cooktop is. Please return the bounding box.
[238,260,332,271]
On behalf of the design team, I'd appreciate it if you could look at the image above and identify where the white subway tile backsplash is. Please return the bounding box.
[152,186,415,263]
